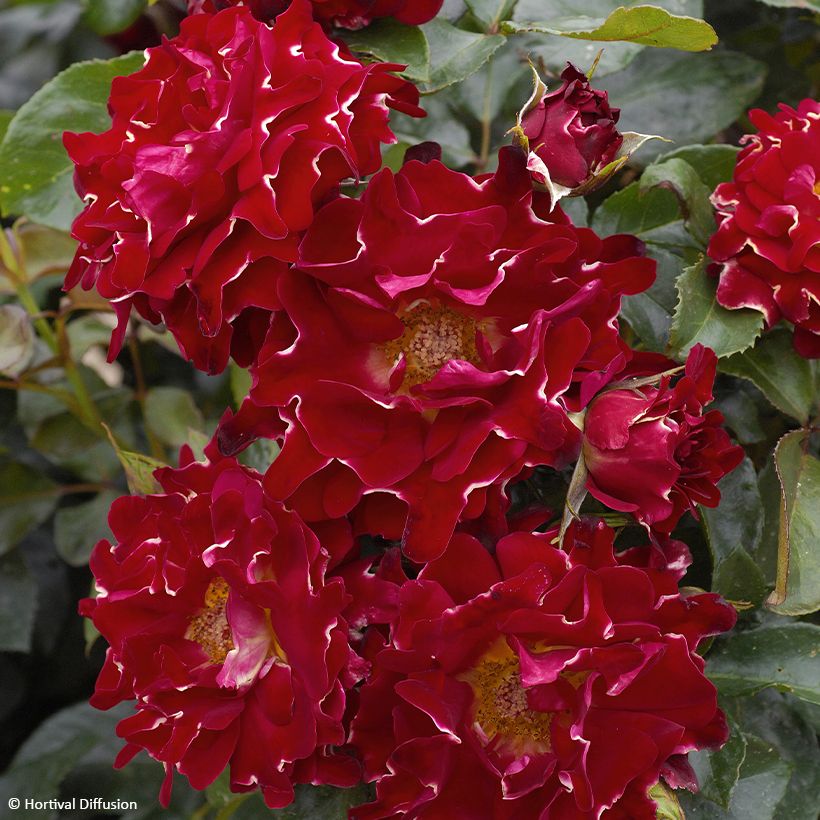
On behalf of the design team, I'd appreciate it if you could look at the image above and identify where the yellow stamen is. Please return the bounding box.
[461,641,551,754]
[186,577,234,664]
[382,302,480,388]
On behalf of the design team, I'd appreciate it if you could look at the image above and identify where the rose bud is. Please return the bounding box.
[521,62,622,189]
[513,62,664,206]
[582,345,743,533]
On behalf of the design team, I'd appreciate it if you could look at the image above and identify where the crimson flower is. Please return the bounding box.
[582,345,743,532]
[65,0,422,373]
[349,519,734,819]
[521,63,623,190]
[80,447,358,807]
[188,0,442,27]
[217,147,655,562]
[708,99,820,357]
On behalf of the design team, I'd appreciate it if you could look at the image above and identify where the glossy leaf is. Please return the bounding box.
[343,19,430,82]
[766,430,820,615]
[505,4,718,52]
[54,490,119,567]
[145,386,205,449]
[465,0,518,28]
[754,0,818,7]
[687,713,746,809]
[0,460,58,556]
[420,19,505,93]
[681,734,792,820]
[619,248,681,352]
[0,52,145,230]
[668,258,764,359]
[0,549,36,653]
[81,0,147,36]
[591,182,694,249]
[658,143,740,189]
[707,623,820,705]
[700,457,767,607]
[236,785,374,819]
[721,329,818,425]
[639,157,715,246]
[596,49,766,162]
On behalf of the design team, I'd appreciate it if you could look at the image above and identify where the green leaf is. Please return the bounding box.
[591,182,694,250]
[54,490,119,567]
[0,459,58,556]
[343,19,430,82]
[420,19,505,93]
[504,4,718,51]
[102,423,164,495]
[720,329,818,425]
[0,109,13,144]
[754,0,819,7]
[735,690,820,820]
[229,363,253,409]
[465,0,518,28]
[681,734,792,820]
[0,549,36,653]
[145,386,205,449]
[269,785,374,819]
[596,49,766,163]
[82,0,147,36]
[687,713,747,809]
[0,51,145,230]
[16,222,78,278]
[648,781,684,819]
[30,397,132,482]
[0,304,35,377]
[668,258,764,360]
[239,438,280,474]
[712,384,766,445]
[700,457,767,607]
[755,457,781,587]
[620,248,681,352]
[707,623,820,705]
[766,430,820,616]
[639,157,715,246]
[658,144,740,190]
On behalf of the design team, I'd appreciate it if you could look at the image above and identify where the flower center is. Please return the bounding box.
[186,577,234,664]
[382,302,479,388]
[463,643,551,753]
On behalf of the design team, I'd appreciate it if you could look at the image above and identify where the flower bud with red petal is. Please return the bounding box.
[582,345,743,532]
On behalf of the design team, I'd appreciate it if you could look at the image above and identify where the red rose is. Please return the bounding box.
[217,147,655,561]
[521,63,623,190]
[708,99,820,358]
[79,446,358,808]
[348,519,734,818]
[188,0,442,28]
[64,0,422,373]
[582,345,743,532]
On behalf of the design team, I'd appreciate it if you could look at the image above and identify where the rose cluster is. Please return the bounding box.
[71,3,751,817]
